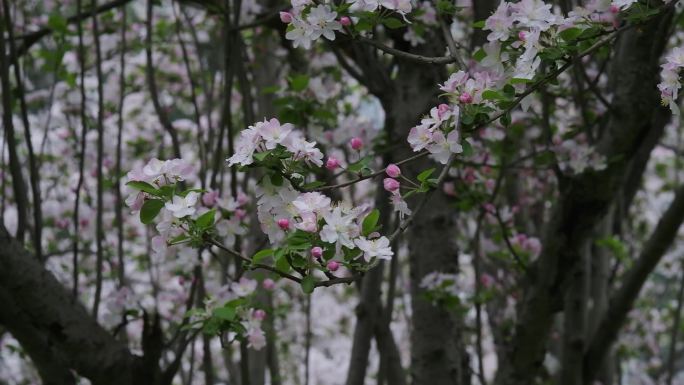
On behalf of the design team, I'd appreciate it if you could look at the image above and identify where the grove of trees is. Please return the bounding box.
[2,0,684,384]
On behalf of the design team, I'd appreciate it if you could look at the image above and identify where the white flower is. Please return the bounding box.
[511,0,557,31]
[232,277,258,297]
[485,2,514,42]
[307,5,342,41]
[227,126,262,166]
[258,118,293,150]
[285,17,315,49]
[292,192,331,216]
[380,0,412,14]
[320,207,358,248]
[390,192,411,219]
[354,236,393,261]
[407,124,434,152]
[427,130,462,164]
[165,192,199,218]
[283,135,324,166]
[247,327,266,350]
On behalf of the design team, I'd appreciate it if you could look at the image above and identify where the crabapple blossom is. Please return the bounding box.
[277,218,291,231]
[350,137,363,150]
[311,246,323,258]
[383,178,400,192]
[165,192,199,218]
[262,278,276,290]
[386,164,401,178]
[354,236,393,261]
[325,156,341,170]
[326,260,340,271]
[280,11,293,23]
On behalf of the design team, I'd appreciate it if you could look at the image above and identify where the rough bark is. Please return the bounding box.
[381,44,468,385]
[495,8,674,385]
[0,226,140,385]
[584,182,684,382]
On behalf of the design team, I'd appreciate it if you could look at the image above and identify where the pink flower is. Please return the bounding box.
[326,157,340,170]
[262,278,276,290]
[339,16,351,26]
[386,164,401,178]
[202,190,219,207]
[327,260,340,271]
[437,103,451,119]
[458,92,473,104]
[235,208,248,220]
[518,30,527,41]
[280,11,293,23]
[350,137,363,150]
[311,246,323,258]
[277,218,290,231]
[253,309,267,321]
[480,273,495,289]
[383,178,400,192]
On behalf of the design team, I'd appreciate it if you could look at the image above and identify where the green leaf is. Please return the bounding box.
[472,20,485,29]
[252,249,274,264]
[169,234,190,245]
[472,48,486,62]
[559,27,583,42]
[510,77,533,84]
[213,307,236,321]
[140,200,164,224]
[253,150,272,162]
[47,14,68,34]
[461,140,473,157]
[289,74,309,92]
[382,18,404,29]
[362,209,380,236]
[417,168,435,183]
[126,181,159,195]
[301,275,316,294]
[354,18,373,32]
[482,90,505,101]
[196,209,216,230]
[275,253,291,273]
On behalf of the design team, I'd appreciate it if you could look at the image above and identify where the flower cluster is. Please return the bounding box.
[282,3,343,49]
[189,277,268,350]
[659,47,684,115]
[256,179,393,266]
[407,103,463,164]
[227,118,324,167]
[350,0,412,15]
[126,158,248,260]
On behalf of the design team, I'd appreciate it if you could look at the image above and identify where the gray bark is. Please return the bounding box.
[495,7,674,385]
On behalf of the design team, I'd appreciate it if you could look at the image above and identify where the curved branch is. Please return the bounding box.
[584,183,684,382]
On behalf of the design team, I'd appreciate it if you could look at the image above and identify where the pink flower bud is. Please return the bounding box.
[458,92,473,104]
[339,16,351,26]
[311,246,323,259]
[327,260,340,272]
[383,178,400,192]
[253,309,267,320]
[480,273,495,289]
[326,157,340,170]
[235,208,248,220]
[202,190,219,207]
[609,4,619,14]
[350,137,363,150]
[279,11,293,23]
[437,103,450,119]
[386,164,401,178]
[263,278,276,290]
[518,31,527,41]
[277,218,290,231]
